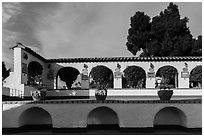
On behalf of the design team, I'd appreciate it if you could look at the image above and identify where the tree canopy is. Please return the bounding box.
[57,67,80,89]
[89,65,113,88]
[126,2,202,57]
[156,66,177,87]
[2,61,11,81]
[28,61,43,86]
[190,65,202,84]
[123,66,146,88]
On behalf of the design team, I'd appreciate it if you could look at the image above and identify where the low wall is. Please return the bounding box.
[90,88,202,100]
[4,86,202,100]
[2,87,10,96]
[106,88,202,96]
[2,99,202,129]
[23,87,202,99]
[46,89,89,97]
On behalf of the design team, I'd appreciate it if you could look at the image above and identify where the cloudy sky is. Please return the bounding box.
[2,2,202,68]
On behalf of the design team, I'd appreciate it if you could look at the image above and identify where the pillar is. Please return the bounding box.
[114,63,122,88]
[178,63,189,88]
[13,45,28,85]
[146,63,156,88]
[81,64,89,89]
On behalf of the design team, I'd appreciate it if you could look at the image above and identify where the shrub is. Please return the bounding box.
[57,67,80,89]
[123,66,146,88]
[90,65,113,88]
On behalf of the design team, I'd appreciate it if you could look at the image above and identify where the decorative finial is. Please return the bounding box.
[117,63,121,69]
[185,62,188,68]
[150,63,154,69]
[16,42,23,46]
[84,64,88,69]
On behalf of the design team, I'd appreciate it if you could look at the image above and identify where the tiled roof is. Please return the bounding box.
[2,99,202,104]
[11,43,202,63]
[47,56,202,63]
[11,42,47,61]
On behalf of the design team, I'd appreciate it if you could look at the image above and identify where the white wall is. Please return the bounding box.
[52,60,202,89]
[2,101,202,128]
[5,45,202,95]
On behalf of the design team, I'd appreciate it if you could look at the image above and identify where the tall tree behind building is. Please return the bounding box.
[126,2,202,57]
[2,61,11,81]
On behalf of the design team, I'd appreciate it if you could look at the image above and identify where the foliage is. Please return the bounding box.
[191,36,202,56]
[95,88,107,96]
[95,88,107,100]
[57,67,80,89]
[90,65,113,88]
[156,66,177,87]
[28,61,43,86]
[190,66,202,83]
[159,83,173,90]
[123,66,146,88]
[126,11,151,55]
[126,2,202,57]
[30,89,46,101]
[2,61,11,81]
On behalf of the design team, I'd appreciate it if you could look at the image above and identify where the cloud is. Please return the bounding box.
[2,2,22,24]
[2,30,23,69]
[2,2,202,64]
[30,3,105,58]
[2,2,23,68]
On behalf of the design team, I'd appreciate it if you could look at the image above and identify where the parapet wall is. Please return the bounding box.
[2,99,202,129]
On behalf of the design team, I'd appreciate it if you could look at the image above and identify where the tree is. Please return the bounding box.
[28,61,43,86]
[2,61,11,81]
[190,66,202,88]
[89,65,113,88]
[151,3,192,56]
[57,67,80,89]
[156,66,177,87]
[191,35,202,56]
[126,11,151,55]
[126,2,200,57]
[123,66,146,88]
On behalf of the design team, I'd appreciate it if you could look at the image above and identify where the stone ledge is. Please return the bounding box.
[2,99,202,104]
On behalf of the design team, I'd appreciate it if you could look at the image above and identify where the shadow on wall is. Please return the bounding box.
[18,107,53,127]
[153,107,187,128]
[2,104,53,129]
[3,102,191,131]
[87,106,119,125]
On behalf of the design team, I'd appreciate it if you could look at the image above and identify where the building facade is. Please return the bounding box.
[3,43,202,98]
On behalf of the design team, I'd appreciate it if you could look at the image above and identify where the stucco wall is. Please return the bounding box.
[5,46,202,91]
[2,100,202,129]
[53,60,202,89]
[21,88,202,99]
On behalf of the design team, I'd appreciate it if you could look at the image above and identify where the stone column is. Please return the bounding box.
[146,63,156,88]
[178,63,189,88]
[57,75,60,89]
[13,44,28,85]
[114,63,122,88]
[81,64,89,89]
[54,76,59,89]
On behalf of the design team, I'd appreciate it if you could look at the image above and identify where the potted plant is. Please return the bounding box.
[95,83,108,100]
[30,85,47,101]
[157,78,174,101]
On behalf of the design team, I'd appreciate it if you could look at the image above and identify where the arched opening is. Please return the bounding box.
[190,65,202,88]
[123,66,146,88]
[153,107,187,128]
[27,61,43,86]
[87,107,119,128]
[56,67,80,89]
[155,66,178,88]
[89,65,113,88]
[19,107,52,129]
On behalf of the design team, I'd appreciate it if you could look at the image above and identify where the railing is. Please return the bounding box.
[10,88,24,98]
